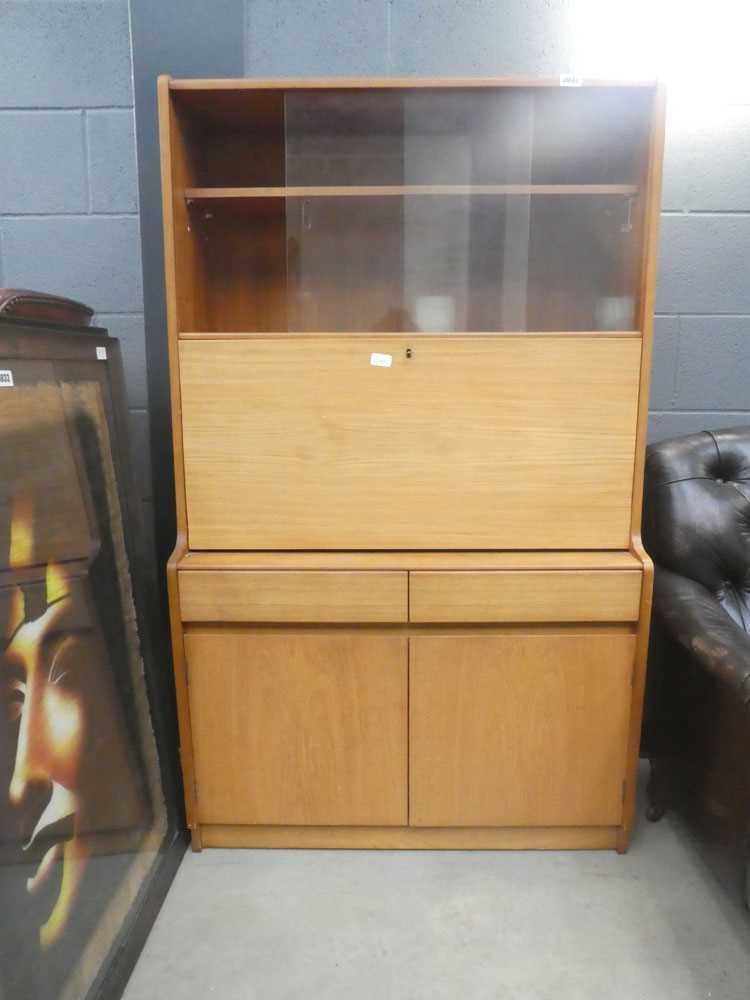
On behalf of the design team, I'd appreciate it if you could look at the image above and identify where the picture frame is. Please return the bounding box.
[0,315,184,1000]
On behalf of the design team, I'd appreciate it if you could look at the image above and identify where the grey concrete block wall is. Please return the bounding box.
[245,0,750,445]
[246,0,570,77]
[0,0,154,569]
[87,110,140,213]
[0,112,87,213]
[656,216,750,315]
[247,0,389,76]
[648,316,680,410]
[1,0,134,108]
[655,122,750,440]
[1,216,143,311]
[675,317,750,411]
[388,0,568,76]
[99,313,150,409]
[662,104,750,212]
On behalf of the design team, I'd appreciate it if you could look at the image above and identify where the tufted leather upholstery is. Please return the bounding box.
[644,427,750,706]
[643,426,750,909]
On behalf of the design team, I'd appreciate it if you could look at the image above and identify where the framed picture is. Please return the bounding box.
[0,316,182,1000]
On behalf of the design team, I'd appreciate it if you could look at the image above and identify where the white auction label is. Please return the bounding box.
[96,346,108,360]
[0,369,14,387]
[370,352,392,368]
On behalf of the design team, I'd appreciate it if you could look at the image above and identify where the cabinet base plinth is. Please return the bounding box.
[198,824,621,851]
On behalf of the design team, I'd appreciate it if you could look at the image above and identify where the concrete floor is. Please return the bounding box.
[124,803,750,999]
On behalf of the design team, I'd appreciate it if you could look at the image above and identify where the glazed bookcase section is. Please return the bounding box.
[169,83,651,335]
[172,86,649,187]
[183,192,638,333]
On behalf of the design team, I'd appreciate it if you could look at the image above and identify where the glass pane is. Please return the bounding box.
[528,196,637,330]
[287,196,403,331]
[285,192,635,333]
[284,88,535,187]
[285,91,403,186]
[531,88,650,185]
[207,86,653,334]
[399,91,533,332]
[288,195,511,333]
[401,89,533,185]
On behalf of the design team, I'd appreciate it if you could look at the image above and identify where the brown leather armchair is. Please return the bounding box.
[642,427,750,908]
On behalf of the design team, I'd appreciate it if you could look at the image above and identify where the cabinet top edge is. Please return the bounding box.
[165,76,661,92]
[178,331,643,341]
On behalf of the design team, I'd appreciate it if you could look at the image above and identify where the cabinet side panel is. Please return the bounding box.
[158,77,189,539]
[630,85,666,537]
[159,78,201,848]
[622,88,665,851]
[165,540,201,849]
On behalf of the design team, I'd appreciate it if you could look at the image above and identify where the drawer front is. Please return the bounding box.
[410,569,641,623]
[179,570,408,622]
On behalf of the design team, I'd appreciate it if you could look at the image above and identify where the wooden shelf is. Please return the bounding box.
[185,183,639,201]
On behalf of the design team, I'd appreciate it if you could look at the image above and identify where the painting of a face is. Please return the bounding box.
[2,494,148,953]
[0,377,164,1000]
[5,557,88,948]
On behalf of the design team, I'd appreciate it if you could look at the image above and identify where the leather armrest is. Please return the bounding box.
[653,566,750,709]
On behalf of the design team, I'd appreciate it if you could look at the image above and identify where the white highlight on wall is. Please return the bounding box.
[565,0,750,104]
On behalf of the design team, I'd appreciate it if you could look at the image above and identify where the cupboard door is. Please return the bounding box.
[179,336,640,550]
[409,634,634,827]
[186,630,407,826]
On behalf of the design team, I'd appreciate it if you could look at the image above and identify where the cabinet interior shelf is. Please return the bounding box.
[185,183,639,202]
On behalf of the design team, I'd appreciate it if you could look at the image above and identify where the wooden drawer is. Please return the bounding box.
[179,569,408,622]
[410,570,641,623]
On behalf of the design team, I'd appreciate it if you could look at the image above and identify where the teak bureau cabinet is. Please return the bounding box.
[158,76,665,852]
